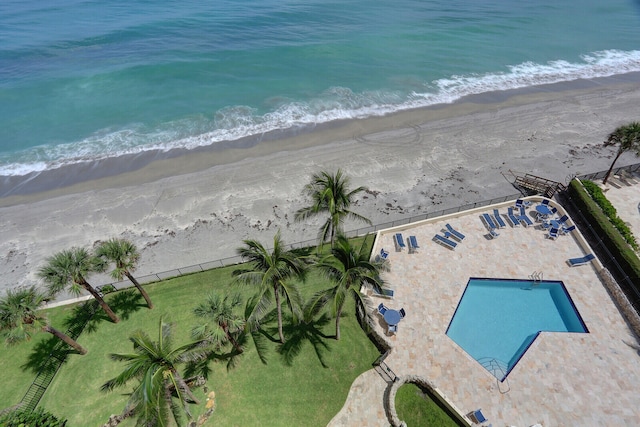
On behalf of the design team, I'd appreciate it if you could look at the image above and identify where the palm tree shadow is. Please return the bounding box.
[62,300,103,335]
[183,349,232,380]
[278,313,332,368]
[252,308,280,344]
[107,289,146,321]
[183,333,252,380]
[20,336,78,375]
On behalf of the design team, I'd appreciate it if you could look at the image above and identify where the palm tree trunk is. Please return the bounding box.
[80,279,120,323]
[125,271,153,309]
[603,149,624,184]
[335,304,343,340]
[44,325,87,354]
[275,284,285,343]
[330,226,335,248]
[223,325,243,354]
[173,371,200,405]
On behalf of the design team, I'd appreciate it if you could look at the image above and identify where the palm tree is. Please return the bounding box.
[192,292,245,354]
[234,231,307,343]
[101,318,207,427]
[38,247,120,323]
[96,238,153,309]
[295,169,371,247]
[310,235,387,340]
[602,122,640,184]
[0,287,87,355]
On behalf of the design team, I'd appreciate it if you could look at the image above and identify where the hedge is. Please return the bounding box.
[582,180,638,249]
[567,179,640,286]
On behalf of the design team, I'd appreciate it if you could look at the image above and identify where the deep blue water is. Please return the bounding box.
[1,0,639,176]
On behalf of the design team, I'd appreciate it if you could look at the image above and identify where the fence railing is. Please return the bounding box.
[95,192,523,296]
[18,302,97,412]
[57,161,640,303]
[561,191,640,311]
[576,162,640,181]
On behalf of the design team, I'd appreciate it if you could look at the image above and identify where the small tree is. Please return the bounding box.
[38,247,120,323]
[96,238,152,309]
[234,231,307,343]
[101,318,207,426]
[0,287,87,354]
[295,169,371,247]
[602,122,640,184]
[309,235,387,340]
[192,292,245,354]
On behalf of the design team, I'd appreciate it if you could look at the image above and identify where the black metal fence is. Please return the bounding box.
[576,162,640,181]
[97,192,523,295]
[561,186,640,312]
[18,302,97,412]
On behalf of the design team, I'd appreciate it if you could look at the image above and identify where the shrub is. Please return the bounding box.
[582,180,638,250]
[567,179,640,285]
[0,407,67,427]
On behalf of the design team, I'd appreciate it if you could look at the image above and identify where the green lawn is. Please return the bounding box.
[2,238,381,426]
[394,383,462,427]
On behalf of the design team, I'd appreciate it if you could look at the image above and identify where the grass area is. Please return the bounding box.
[2,237,380,426]
[395,383,462,427]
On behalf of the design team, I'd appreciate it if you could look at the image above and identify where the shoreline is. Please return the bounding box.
[2,73,640,301]
[2,71,640,206]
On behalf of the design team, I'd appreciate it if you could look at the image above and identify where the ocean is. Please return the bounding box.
[1,0,639,191]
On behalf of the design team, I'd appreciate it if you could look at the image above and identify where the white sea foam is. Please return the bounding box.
[1,49,639,177]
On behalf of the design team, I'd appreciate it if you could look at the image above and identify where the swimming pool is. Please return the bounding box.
[446,278,588,381]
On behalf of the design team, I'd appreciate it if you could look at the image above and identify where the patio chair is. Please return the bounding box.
[518,206,533,227]
[399,308,406,319]
[378,303,388,315]
[380,248,389,259]
[387,324,398,334]
[567,254,595,266]
[492,209,506,228]
[558,214,569,224]
[561,225,576,234]
[467,408,488,424]
[445,223,466,241]
[507,207,520,227]
[433,234,457,250]
[541,199,550,205]
[481,213,497,231]
[547,227,559,240]
[488,228,500,239]
[394,233,406,251]
[550,207,558,214]
[408,235,419,253]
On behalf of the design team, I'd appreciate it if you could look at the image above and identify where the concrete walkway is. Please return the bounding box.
[327,369,390,427]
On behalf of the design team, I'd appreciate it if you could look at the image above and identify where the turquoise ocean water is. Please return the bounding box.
[1,0,639,180]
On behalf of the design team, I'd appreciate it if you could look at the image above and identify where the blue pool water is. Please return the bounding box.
[446,278,588,381]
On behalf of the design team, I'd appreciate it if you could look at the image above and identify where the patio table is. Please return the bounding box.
[535,204,553,217]
[384,309,401,326]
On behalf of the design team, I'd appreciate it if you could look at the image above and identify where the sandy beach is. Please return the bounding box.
[2,75,640,301]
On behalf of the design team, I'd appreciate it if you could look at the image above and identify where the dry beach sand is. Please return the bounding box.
[2,74,640,301]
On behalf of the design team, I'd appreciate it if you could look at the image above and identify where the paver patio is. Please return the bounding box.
[330,195,640,426]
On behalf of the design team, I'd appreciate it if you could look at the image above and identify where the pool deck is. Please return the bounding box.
[329,195,640,426]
